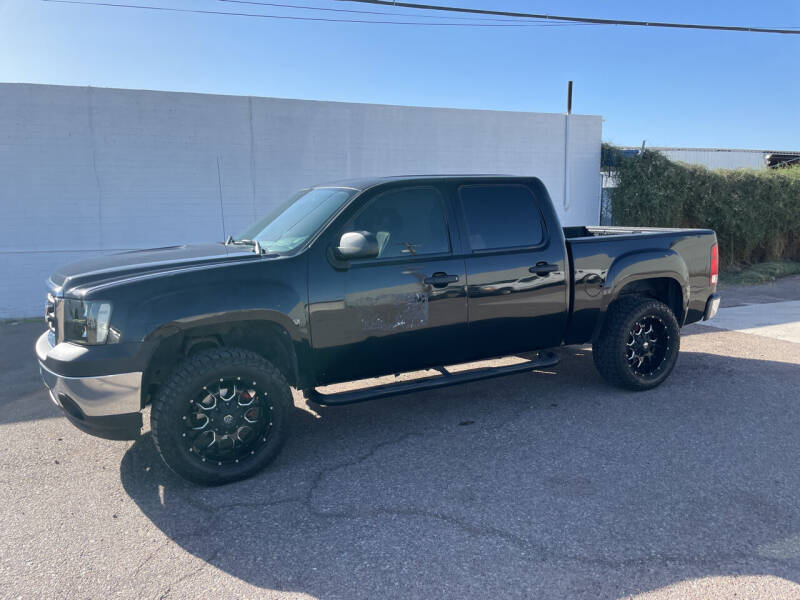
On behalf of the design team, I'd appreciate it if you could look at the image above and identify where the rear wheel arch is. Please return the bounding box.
[603,249,688,309]
[615,277,685,323]
[592,275,685,343]
[593,248,689,343]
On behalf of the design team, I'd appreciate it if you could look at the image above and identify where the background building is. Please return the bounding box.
[619,146,800,170]
[1,83,603,317]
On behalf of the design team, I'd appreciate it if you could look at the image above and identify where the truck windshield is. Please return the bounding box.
[235,187,357,253]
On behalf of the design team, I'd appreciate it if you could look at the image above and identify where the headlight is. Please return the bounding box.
[63,299,116,344]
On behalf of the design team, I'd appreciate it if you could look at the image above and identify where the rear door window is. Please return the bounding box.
[459,185,545,251]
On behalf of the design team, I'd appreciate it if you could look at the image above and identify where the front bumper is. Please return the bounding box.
[36,332,143,440]
[704,293,721,321]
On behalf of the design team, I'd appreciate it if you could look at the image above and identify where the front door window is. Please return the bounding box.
[348,186,451,259]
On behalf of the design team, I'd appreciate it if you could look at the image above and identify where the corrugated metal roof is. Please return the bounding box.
[621,146,800,154]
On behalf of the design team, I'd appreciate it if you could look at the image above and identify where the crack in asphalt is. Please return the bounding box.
[304,503,799,570]
[213,496,308,511]
[127,432,436,592]
[153,549,220,600]
[134,539,172,577]
[134,528,211,577]
[303,431,425,509]
[158,425,800,573]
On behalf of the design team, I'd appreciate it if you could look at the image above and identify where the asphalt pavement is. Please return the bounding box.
[1,279,800,599]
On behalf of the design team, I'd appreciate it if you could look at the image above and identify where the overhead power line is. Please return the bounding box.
[340,0,800,35]
[217,0,559,23]
[42,0,594,26]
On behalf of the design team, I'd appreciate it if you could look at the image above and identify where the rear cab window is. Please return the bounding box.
[458,184,546,251]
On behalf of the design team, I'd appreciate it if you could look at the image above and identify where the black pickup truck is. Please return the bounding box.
[36,176,720,484]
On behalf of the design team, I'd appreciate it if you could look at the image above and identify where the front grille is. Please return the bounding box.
[45,293,57,335]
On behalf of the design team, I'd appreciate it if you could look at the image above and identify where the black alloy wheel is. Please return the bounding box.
[625,315,669,378]
[184,377,272,467]
[593,296,680,391]
[151,347,292,485]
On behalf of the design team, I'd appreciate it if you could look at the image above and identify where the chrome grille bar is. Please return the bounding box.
[45,293,57,335]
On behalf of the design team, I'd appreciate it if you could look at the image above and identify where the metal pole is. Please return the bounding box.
[563,81,572,211]
[567,80,573,115]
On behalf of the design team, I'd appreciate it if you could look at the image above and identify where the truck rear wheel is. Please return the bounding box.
[150,347,292,485]
[592,296,680,391]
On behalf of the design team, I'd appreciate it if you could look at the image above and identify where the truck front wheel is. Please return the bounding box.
[592,296,680,391]
[150,347,292,485]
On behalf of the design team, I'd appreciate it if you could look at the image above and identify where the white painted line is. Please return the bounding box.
[702,300,800,344]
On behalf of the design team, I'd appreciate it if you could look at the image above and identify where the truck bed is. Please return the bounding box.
[563,225,704,240]
[562,225,717,346]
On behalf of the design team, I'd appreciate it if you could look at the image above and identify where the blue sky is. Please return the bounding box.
[1,0,798,149]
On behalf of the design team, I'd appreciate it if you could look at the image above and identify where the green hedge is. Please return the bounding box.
[606,145,800,267]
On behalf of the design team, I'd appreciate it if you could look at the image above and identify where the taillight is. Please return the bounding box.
[710,243,719,286]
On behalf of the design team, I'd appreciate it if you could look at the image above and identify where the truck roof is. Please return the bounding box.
[312,174,532,191]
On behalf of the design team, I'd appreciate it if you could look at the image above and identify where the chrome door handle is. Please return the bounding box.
[529,262,559,276]
[424,272,459,287]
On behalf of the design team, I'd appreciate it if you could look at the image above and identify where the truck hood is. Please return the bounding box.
[49,243,261,295]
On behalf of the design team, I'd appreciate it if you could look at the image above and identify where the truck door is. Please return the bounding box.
[308,184,469,384]
[456,183,568,358]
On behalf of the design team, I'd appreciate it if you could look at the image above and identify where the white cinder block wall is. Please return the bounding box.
[0,83,602,317]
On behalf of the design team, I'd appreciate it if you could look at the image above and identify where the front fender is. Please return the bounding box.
[137,283,306,345]
[131,276,309,405]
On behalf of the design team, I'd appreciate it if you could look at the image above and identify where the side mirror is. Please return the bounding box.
[335,231,379,260]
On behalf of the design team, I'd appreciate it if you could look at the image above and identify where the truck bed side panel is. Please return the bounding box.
[564,230,716,345]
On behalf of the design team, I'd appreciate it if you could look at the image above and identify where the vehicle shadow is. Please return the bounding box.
[120,347,800,598]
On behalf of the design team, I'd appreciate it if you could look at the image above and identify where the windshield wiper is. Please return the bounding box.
[224,237,263,254]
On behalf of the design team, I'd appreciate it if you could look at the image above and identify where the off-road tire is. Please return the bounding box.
[150,347,292,485]
[592,296,680,391]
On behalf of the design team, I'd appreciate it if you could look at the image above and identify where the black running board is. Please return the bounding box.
[307,351,559,407]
